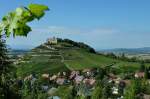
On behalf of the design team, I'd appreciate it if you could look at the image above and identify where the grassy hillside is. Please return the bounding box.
[16,39,149,77]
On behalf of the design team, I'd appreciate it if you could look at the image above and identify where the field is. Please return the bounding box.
[16,41,150,77]
[126,54,150,60]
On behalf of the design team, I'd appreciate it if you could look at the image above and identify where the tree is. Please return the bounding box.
[91,81,103,99]
[124,86,136,99]
[0,3,49,98]
[95,68,106,80]
[0,35,20,99]
[102,84,112,99]
[22,80,31,98]
[140,61,145,72]
[124,80,141,99]
[145,67,150,79]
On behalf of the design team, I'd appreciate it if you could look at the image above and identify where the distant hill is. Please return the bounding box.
[100,47,150,55]
[16,38,150,77]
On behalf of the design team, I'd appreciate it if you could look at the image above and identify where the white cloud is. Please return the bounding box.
[30,26,120,49]
[32,26,118,35]
[6,26,122,49]
[32,26,84,35]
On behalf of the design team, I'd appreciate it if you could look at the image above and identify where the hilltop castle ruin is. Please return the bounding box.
[47,37,58,44]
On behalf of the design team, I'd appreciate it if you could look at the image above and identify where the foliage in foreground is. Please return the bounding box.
[0,35,20,99]
[0,3,49,99]
[0,4,49,37]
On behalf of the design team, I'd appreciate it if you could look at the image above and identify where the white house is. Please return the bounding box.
[112,86,119,95]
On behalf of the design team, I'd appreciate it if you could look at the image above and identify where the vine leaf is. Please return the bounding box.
[28,4,49,20]
[0,4,49,37]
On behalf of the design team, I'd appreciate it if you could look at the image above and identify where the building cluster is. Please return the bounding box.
[20,69,150,99]
[41,69,96,86]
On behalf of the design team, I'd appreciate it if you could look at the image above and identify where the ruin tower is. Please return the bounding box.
[47,37,58,44]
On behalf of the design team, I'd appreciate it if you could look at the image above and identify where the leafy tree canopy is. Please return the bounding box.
[0,4,49,37]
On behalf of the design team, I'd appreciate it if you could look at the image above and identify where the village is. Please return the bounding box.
[17,66,150,99]
[1,1,150,99]
[11,37,150,99]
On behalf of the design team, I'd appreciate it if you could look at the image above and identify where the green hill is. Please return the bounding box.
[16,38,149,77]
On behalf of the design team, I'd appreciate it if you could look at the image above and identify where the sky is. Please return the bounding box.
[0,0,150,50]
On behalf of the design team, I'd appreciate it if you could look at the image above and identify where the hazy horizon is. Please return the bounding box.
[8,41,150,51]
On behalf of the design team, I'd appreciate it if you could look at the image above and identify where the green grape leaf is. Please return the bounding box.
[13,23,31,37]
[1,8,31,37]
[0,4,49,37]
[28,4,49,20]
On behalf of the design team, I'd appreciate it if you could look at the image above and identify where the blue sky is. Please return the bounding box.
[0,0,150,50]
